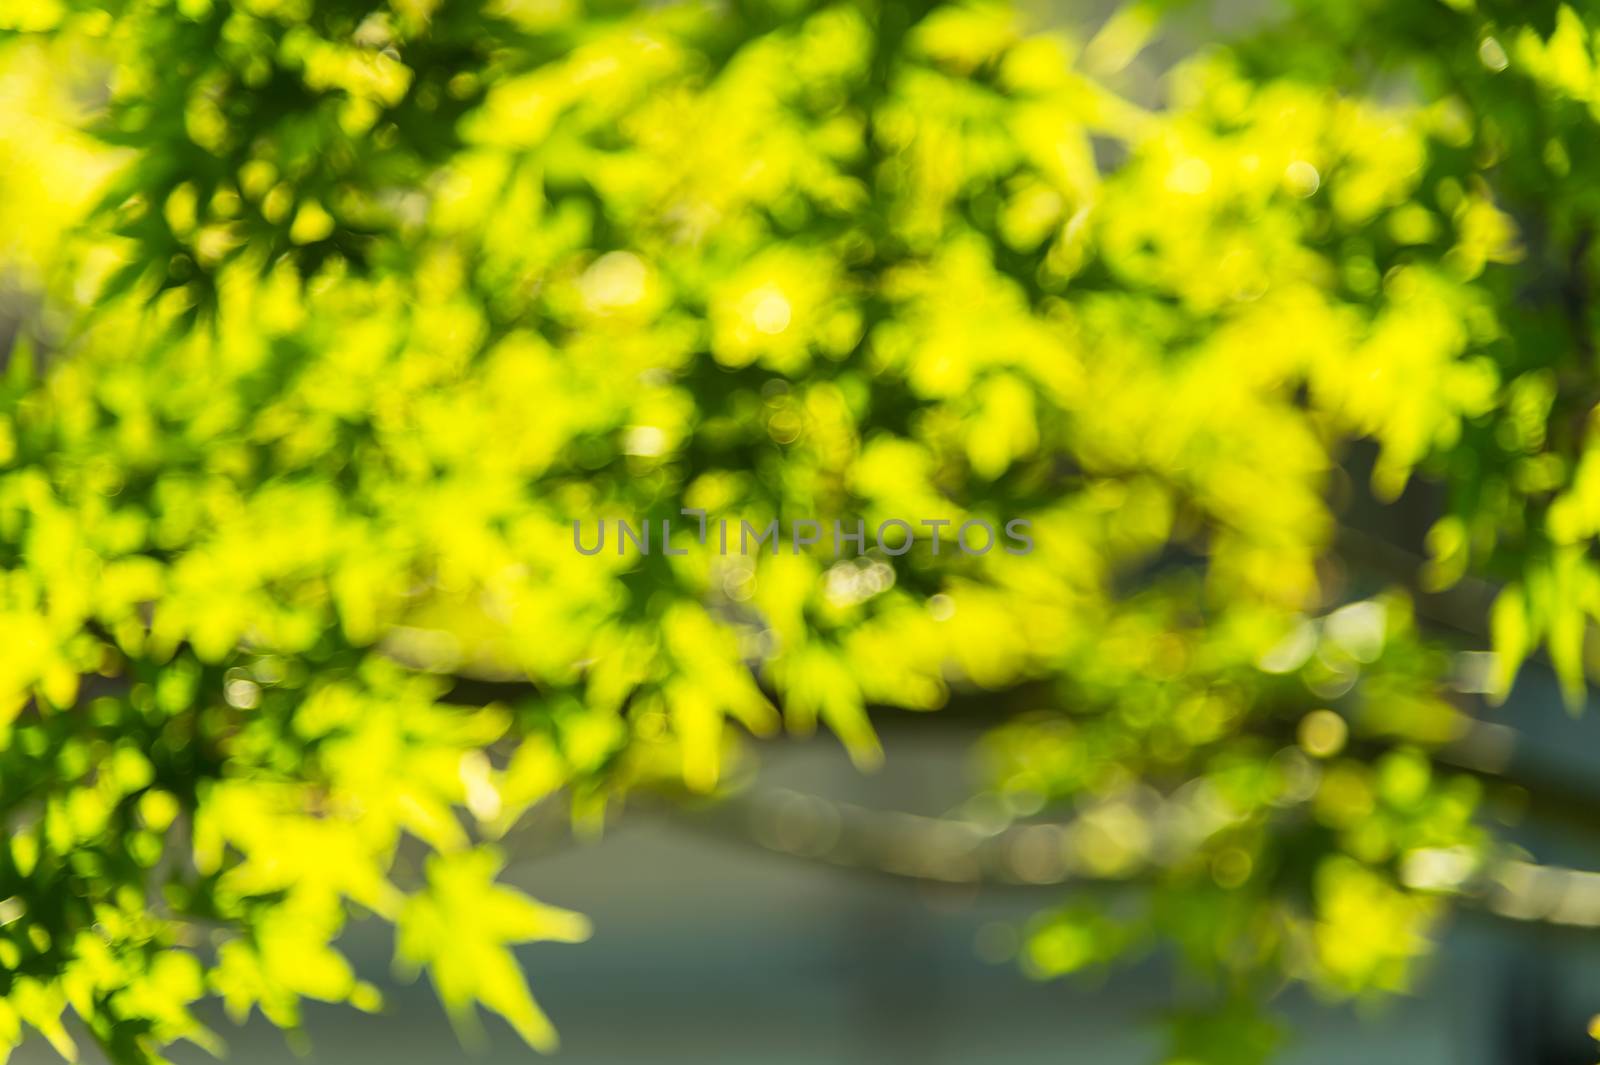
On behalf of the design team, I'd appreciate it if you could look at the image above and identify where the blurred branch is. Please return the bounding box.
[644,780,1600,935]
[1483,858,1600,929]
[1333,524,1496,641]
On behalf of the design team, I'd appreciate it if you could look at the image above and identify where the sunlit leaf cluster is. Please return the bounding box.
[0,0,1590,1062]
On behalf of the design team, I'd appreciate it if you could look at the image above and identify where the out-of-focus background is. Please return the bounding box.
[22,653,1600,1064]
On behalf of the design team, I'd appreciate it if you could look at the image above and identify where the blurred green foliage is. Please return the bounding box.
[0,0,1595,1062]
